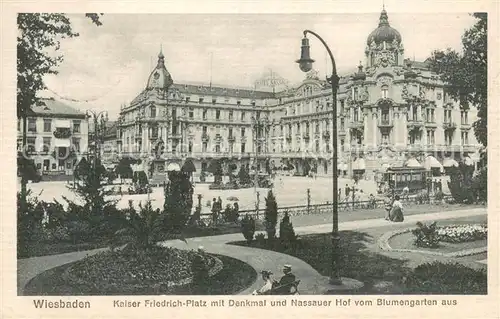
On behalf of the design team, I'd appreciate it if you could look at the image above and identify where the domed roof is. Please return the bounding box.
[146,50,173,90]
[367,9,402,45]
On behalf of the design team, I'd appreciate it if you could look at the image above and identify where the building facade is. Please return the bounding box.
[117,9,481,179]
[17,98,89,177]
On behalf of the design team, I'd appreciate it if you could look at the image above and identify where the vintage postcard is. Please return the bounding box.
[1,0,499,318]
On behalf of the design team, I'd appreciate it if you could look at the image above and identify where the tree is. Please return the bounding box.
[238,165,251,185]
[447,165,475,204]
[163,171,194,231]
[264,190,278,239]
[73,157,91,180]
[68,157,119,236]
[116,157,134,182]
[427,13,487,146]
[208,159,223,184]
[17,13,102,205]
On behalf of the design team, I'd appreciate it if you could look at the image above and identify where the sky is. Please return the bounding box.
[41,10,477,119]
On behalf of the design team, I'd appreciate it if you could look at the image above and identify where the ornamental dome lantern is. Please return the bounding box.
[366,8,402,46]
[146,48,174,90]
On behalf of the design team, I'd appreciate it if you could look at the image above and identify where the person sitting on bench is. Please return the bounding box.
[271,265,296,294]
[252,271,275,295]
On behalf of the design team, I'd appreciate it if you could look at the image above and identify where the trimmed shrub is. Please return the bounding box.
[240,214,256,244]
[163,171,194,231]
[472,166,487,203]
[238,166,251,185]
[264,190,278,239]
[279,211,297,248]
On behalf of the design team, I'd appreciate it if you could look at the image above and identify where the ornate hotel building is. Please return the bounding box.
[117,9,480,179]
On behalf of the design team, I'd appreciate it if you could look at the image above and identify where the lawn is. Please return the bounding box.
[230,230,487,294]
[19,221,266,259]
[23,250,256,296]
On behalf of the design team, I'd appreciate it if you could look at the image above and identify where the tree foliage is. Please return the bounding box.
[238,165,251,185]
[116,157,134,179]
[427,13,487,146]
[17,13,102,118]
[115,201,164,249]
[70,158,117,217]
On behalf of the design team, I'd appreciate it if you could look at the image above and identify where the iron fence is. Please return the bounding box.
[199,194,453,221]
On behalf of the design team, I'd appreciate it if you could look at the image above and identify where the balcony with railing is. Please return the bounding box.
[460,122,472,130]
[407,118,424,129]
[424,119,438,128]
[202,133,210,142]
[443,121,457,130]
[378,118,393,128]
[348,120,364,130]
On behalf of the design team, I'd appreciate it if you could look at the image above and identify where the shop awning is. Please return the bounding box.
[404,158,422,168]
[166,162,181,172]
[380,163,390,172]
[54,138,70,147]
[443,158,459,167]
[424,156,443,169]
[352,158,366,170]
[337,163,347,170]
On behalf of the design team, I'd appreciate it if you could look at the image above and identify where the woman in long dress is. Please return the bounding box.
[389,195,404,222]
[252,271,275,295]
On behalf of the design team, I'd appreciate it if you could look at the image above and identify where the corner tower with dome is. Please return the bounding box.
[117,9,481,182]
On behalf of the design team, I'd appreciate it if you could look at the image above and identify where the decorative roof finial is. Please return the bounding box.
[379,2,389,26]
[159,44,164,58]
[382,0,385,10]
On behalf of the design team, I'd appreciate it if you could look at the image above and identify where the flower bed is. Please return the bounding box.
[61,246,223,294]
[437,224,487,243]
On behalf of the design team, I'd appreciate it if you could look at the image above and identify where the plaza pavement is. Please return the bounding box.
[17,207,486,295]
[23,176,379,212]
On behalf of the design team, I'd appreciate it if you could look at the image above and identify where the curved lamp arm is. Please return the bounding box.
[303,30,339,87]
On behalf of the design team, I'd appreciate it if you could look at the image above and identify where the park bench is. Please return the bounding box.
[260,280,301,295]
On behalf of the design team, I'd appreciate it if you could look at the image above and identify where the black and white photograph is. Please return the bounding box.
[11,3,490,303]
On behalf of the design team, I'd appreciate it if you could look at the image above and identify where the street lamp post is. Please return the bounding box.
[296,30,341,285]
[251,115,260,218]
